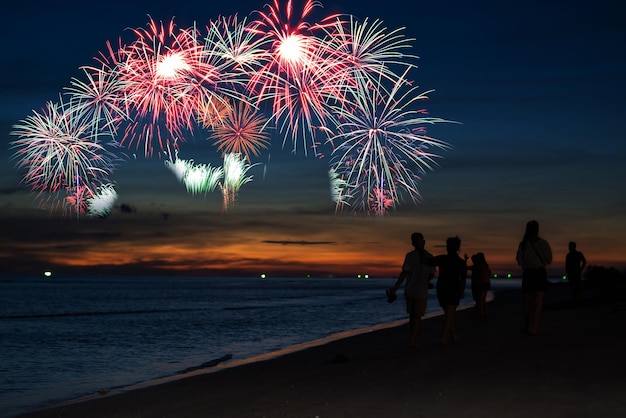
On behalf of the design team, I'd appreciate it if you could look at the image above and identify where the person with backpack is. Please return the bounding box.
[516,220,553,335]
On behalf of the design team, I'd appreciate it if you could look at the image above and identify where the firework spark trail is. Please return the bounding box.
[87,183,119,217]
[182,162,224,195]
[327,67,451,215]
[247,0,347,156]
[206,14,270,75]
[328,167,350,207]
[64,183,93,217]
[196,96,231,130]
[211,100,271,161]
[323,15,417,87]
[268,40,353,158]
[165,153,195,181]
[116,17,243,156]
[10,98,120,195]
[220,153,255,212]
[64,64,129,143]
[10,1,454,217]
[165,153,223,195]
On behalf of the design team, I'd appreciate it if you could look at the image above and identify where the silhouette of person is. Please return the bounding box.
[516,220,552,335]
[426,236,467,346]
[565,241,587,302]
[467,252,492,318]
[388,232,434,347]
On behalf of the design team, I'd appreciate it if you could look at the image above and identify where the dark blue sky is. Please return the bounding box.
[1,0,625,277]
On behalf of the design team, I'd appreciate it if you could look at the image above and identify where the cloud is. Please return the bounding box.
[262,240,336,246]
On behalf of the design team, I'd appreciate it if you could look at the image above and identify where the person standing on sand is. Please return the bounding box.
[388,232,434,347]
[467,252,492,318]
[565,241,587,303]
[427,236,467,346]
[516,220,552,335]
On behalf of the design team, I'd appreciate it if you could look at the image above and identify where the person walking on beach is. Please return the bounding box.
[388,232,434,347]
[516,220,552,335]
[426,236,467,346]
[467,252,492,318]
[565,241,587,303]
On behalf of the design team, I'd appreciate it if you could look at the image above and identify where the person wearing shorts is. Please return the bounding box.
[388,232,434,347]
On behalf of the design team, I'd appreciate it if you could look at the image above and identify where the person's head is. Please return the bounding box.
[523,220,539,241]
[473,252,486,265]
[411,232,425,250]
[446,236,461,254]
[569,241,577,251]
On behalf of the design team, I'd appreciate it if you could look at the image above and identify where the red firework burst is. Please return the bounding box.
[247,0,347,156]
[116,18,224,156]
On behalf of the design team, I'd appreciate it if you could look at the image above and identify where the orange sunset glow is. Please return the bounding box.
[3,200,625,278]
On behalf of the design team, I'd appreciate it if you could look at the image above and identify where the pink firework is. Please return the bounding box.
[64,183,93,217]
[248,0,346,156]
[9,2,455,218]
[116,18,232,156]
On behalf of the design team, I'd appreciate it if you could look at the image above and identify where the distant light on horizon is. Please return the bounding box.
[492,273,513,279]
[43,271,52,277]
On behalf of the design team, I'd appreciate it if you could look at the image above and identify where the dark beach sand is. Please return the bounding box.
[18,283,626,418]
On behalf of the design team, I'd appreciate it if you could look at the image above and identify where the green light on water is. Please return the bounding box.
[44,271,52,277]
[260,273,266,279]
[507,273,512,278]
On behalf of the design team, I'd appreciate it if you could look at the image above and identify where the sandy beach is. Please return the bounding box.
[18,282,626,418]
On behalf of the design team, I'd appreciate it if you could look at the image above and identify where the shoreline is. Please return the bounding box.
[18,282,626,417]
[14,297,475,417]
[25,307,456,412]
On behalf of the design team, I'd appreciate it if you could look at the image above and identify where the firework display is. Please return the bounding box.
[9,0,452,217]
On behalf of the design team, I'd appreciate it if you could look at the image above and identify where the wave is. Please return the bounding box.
[0,308,197,320]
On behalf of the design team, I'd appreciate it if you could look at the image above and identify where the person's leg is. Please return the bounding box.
[409,311,419,346]
[570,276,581,302]
[522,291,532,332]
[472,287,481,317]
[530,291,544,334]
[450,306,459,342]
[409,298,426,346]
[441,306,451,345]
[480,289,489,318]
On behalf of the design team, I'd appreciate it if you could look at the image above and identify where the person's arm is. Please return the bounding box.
[580,252,587,271]
[543,240,553,265]
[459,258,468,297]
[388,270,407,296]
[516,243,524,267]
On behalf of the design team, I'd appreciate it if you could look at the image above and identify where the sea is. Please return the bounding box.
[0,274,521,417]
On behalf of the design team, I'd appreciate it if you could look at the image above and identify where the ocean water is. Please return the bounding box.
[0,275,483,417]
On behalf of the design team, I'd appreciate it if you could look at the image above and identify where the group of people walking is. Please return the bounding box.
[388,220,587,347]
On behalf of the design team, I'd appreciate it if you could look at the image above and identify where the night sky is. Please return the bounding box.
[1,0,625,278]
